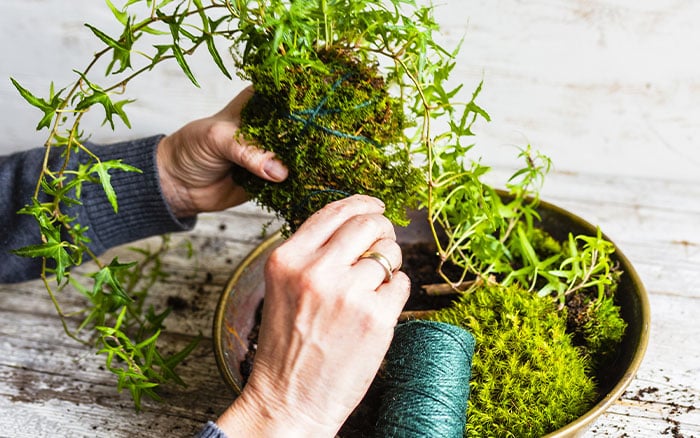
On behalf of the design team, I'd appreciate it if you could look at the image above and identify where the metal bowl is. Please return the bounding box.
[213,199,650,436]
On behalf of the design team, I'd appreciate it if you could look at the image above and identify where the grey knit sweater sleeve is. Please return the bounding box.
[196,421,228,438]
[0,135,195,283]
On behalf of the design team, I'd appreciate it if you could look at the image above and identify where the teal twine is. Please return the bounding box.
[286,72,380,146]
[300,188,352,206]
[374,320,475,438]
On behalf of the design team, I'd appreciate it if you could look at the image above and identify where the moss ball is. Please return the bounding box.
[234,48,422,231]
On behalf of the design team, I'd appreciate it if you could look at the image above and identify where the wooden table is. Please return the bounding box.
[1,168,699,437]
[2,1,700,436]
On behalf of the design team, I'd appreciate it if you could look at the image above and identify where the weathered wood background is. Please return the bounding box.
[1,1,699,437]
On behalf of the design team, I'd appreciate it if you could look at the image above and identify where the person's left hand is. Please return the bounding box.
[156,87,288,217]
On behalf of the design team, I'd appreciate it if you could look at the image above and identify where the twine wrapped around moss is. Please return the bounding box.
[234,49,422,231]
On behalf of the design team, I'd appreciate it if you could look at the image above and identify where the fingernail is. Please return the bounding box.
[263,159,288,181]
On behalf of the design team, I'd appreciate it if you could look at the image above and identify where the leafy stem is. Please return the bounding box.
[11,0,236,408]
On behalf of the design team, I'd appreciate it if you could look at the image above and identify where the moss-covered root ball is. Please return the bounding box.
[234,48,422,231]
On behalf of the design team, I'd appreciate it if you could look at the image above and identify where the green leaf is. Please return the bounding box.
[204,21,232,79]
[89,160,142,213]
[135,329,161,351]
[104,0,128,25]
[73,71,135,129]
[159,335,200,385]
[10,78,48,110]
[84,23,124,52]
[12,239,72,282]
[91,258,137,304]
[94,162,116,212]
[112,99,134,128]
[171,44,200,87]
[10,78,63,130]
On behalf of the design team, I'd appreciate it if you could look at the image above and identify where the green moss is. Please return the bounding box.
[234,48,422,231]
[526,226,563,259]
[430,284,597,438]
[579,294,628,369]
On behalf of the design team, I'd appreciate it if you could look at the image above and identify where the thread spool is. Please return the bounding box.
[374,320,475,437]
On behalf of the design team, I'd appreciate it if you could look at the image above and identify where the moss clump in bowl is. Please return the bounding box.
[431,283,597,437]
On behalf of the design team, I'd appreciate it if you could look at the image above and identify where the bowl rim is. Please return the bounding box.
[213,229,283,395]
[535,197,651,437]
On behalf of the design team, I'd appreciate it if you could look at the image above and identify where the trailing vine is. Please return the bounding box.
[11,0,243,408]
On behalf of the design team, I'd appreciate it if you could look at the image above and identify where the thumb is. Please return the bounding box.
[213,86,288,182]
[228,140,289,182]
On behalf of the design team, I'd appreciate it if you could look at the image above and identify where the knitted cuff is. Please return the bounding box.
[196,421,228,438]
[78,135,196,254]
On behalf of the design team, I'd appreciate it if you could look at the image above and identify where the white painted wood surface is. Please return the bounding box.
[1,1,699,437]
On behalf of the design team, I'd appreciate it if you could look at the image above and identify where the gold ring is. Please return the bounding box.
[360,251,394,282]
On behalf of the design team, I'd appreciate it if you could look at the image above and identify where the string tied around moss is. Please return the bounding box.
[286,72,380,146]
[236,49,423,230]
[374,320,475,438]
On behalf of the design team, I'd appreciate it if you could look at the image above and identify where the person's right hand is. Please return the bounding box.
[215,195,410,437]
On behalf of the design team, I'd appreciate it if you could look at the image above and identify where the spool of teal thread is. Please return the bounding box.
[374,320,475,438]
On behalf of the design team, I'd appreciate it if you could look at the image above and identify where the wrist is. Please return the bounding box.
[216,386,339,438]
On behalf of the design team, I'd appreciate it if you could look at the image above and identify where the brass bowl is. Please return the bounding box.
[213,199,650,436]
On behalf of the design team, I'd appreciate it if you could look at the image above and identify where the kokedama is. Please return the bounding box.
[234,48,421,230]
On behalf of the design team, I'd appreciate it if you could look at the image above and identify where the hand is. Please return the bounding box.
[216,195,410,437]
[156,87,288,217]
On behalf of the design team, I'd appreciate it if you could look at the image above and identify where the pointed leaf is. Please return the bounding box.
[91,258,137,304]
[12,240,71,282]
[171,44,200,87]
[205,30,231,79]
[85,23,123,51]
[10,78,59,130]
[104,0,128,25]
[90,160,142,212]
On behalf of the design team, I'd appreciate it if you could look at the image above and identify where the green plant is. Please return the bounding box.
[10,0,241,407]
[225,0,443,229]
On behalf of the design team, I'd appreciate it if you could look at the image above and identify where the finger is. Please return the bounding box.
[226,140,288,182]
[374,271,411,319]
[288,195,386,253]
[352,238,402,287]
[322,213,396,265]
[213,87,289,182]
